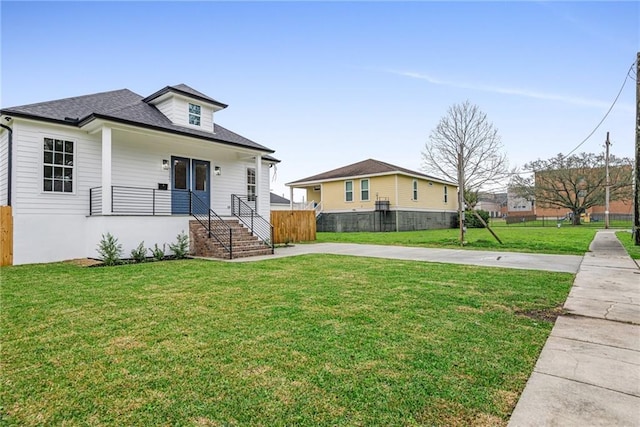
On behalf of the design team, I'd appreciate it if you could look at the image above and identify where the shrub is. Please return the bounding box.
[150,243,166,261]
[465,210,490,228]
[130,241,147,263]
[168,231,189,259]
[97,233,123,266]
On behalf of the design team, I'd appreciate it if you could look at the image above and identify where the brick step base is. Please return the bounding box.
[189,219,272,259]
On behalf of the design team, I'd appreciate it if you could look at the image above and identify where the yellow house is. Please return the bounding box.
[286,159,458,232]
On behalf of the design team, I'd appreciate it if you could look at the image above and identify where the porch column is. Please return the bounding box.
[101,126,112,215]
[289,186,294,209]
[255,154,262,213]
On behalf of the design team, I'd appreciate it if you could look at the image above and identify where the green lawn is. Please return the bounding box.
[616,231,640,260]
[317,226,598,255]
[1,257,573,426]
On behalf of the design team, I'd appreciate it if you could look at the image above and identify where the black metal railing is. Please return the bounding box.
[231,194,274,253]
[190,191,233,258]
[89,186,171,215]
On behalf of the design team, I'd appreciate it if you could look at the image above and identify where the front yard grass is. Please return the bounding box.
[317,226,598,255]
[1,257,573,426]
[616,231,640,260]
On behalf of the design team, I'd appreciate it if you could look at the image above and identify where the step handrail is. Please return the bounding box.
[190,191,233,259]
[230,195,274,254]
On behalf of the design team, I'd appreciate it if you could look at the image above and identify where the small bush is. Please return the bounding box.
[466,210,490,228]
[168,231,189,259]
[150,243,166,261]
[130,241,147,263]
[97,233,123,266]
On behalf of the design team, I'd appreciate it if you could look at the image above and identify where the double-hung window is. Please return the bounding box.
[412,180,418,200]
[43,137,74,193]
[444,186,448,203]
[189,103,201,126]
[247,168,256,201]
[360,179,369,201]
[345,181,353,202]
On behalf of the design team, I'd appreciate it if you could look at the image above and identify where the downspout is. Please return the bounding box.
[0,123,12,206]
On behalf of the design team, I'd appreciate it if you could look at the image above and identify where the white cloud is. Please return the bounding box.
[391,70,634,112]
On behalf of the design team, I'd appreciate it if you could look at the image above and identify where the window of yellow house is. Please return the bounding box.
[345,181,353,202]
[361,179,369,201]
[444,185,448,203]
[412,180,418,200]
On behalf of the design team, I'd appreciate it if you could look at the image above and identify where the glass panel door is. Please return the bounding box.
[171,156,190,214]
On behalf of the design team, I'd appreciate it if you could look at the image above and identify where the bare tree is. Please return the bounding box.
[422,101,508,243]
[512,152,633,225]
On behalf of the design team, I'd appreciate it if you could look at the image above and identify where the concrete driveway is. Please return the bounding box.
[230,242,583,273]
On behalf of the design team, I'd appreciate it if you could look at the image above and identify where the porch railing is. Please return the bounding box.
[190,191,233,258]
[231,194,274,253]
[89,186,171,215]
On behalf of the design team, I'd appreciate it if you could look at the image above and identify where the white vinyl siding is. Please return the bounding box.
[0,130,8,205]
[155,98,175,122]
[11,121,101,215]
[173,97,214,131]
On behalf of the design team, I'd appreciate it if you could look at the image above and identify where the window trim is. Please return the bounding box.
[247,167,256,202]
[412,179,418,201]
[188,103,202,127]
[360,179,369,201]
[345,180,354,202]
[42,137,75,194]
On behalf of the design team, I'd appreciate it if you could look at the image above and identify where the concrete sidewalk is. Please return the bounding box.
[229,242,583,273]
[508,230,640,426]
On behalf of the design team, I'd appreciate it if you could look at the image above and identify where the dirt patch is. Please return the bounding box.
[64,258,104,267]
[515,305,566,323]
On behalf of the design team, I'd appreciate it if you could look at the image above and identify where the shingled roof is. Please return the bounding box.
[0,85,276,157]
[287,159,455,185]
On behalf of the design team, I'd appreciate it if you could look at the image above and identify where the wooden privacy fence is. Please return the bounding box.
[271,210,316,244]
[0,206,13,266]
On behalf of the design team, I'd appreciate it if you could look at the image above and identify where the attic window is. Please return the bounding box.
[188,103,201,126]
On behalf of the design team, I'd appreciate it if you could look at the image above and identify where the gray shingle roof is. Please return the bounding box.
[270,192,290,204]
[1,86,276,156]
[287,158,455,185]
[142,84,228,109]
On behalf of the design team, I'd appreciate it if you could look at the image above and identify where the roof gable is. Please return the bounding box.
[287,159,455,185]
[142,84,228,109]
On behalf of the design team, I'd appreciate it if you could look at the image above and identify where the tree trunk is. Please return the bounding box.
[572,210,581,226]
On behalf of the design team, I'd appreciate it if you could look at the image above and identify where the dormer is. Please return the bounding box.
[142,84,228,132]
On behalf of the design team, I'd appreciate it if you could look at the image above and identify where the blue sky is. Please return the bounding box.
[1,1,638,200]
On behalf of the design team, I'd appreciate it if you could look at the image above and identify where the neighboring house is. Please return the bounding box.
[475,192,507,218]
[270,192,291,211]
[506,190,535,217]
[286,159,458,232]
[0,84,278,265]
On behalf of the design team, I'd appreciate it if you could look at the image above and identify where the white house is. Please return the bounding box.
[0,84,279,265]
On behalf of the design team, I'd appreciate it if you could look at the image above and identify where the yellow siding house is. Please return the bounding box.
[286,159,458,232]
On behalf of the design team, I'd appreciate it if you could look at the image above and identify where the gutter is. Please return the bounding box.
[0,122,12,206]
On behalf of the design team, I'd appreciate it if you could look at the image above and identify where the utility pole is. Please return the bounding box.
[458,145,465,245]
[605,131,610,229]
[635,52,640,245]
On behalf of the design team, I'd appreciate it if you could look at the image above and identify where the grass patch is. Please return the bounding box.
[317,227,597,255]
[1,257,573,426]
[616,231,640,260]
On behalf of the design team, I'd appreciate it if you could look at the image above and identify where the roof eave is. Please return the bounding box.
[288,171,457,187]
[142,86,228,109]
[78,113,275,154]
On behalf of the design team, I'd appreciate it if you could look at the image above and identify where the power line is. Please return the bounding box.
[563,60,636,158]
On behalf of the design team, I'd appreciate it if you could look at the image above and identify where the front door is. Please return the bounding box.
[171,157,210,214]
[191,159,210,214]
